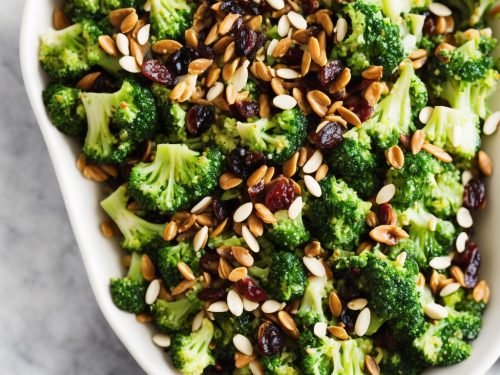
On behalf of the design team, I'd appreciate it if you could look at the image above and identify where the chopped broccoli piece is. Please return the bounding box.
[65,0,137,21]
[440,0,495,26]
[267,210,310,250]
[150,0,195,40]
[262,351,301,375]
[100,185,166,251]
[128,144,223,213]
[424,162,463,218]
[170,318,215,375]
[42,83,86,137]
[150,83,188,143]
[379,349,423,375]
[156,241,202,289]
[297,276,333,326]
[109,252,147,313]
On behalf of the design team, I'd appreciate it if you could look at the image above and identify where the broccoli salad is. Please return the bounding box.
[40,0,499,373]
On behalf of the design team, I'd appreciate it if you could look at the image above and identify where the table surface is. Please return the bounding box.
[0,1,499,374]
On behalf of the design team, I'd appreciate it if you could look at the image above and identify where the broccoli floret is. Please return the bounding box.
[424,162,463,218]
[397,202,456,268]
[156,241,202,289]
[207,232,245,249]
[371,0,431,22]
[150,83,188,143]
[150,0,195,40]
[109,252,147,313]
[327,127,382,198]
[379,349,423,375]
[364,60,425,149]
[128,144,223,213]
[422,106,481,160]
[297,276,333,326]
[81,80,158,163]
[261,351,301,375]
[170,318,215,375]
[386,151,440,210]
[151,284,203,332]
[267,210,310,250]
[299,330,374,375]
[206,108,307,164]
[305,176,372,251]
[440,0,495,26]
[42,83,86,137]
[100,185,166,251]
[332,0,405,77]
[65,0,137,21]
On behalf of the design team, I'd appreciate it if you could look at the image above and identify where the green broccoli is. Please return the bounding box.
[422,106,480,159]
[440,0,495,26]
[156,241,202,289]
[170,318,215,375]
[65,0,137,21]
[207,232,246,250]
[151,284,203,332]
[331,0,405,77]
[261,351,301,375]
[81,80,158,163]
[42,83,86,137]
[109,252,147,313]
[267,210,310,250]
[150,83,188,143]
[128,144,223,213]
[379,349,423,375]
[371,0,431,22]
[305,176,372,251]
[364,60,427,149]
[424,162,463,218]
[249,251,307,302]
[206,108,308,164]
[326,127,382,198]
[299,330,374,375]
[100,185,166,251]
[150,0,195,40]
[296,276,333,326]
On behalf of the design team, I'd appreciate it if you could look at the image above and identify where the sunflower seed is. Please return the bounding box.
[233,334,254,356]
[457,207,473,228]
[273,94,297,110]
[119,56,141,73]
[287,11,307,30]
[137,24,150,45]
[483,111,500,135]
[261,300,284,314]
[267,39,279,56]
[302,257,326,277]
[276,68,300,79]
[206,82,224,102]
[191,197,213,214]
[424,302,448,320]
[193,226,209,251]
[192,310,205,331]
[395,251,407,267]
[375,184,396,204]
[313,322,328,338]
[207,301,229,312]
[328,325,349,340]
[456,232,469,253]
[177,262,196,281]
[116,33,130,56]
[429,255,452,270]
[462,170,473,186]
[249,360,265,375]
[229,267,248,282]
[145,279,161,305]
[439,282,461,297]
[243,297,260,311]
[278,310,297,331]
[347,298,368,311]
[335,18,348,43]
[234,202,253,223]
[303,150,323,174]
[419,107,434,124]
[354,307,371,336]
[304,175,322,197]
[233,65,249,92]
[267,0,285,10]
[288,196,303,220]
[429,2,452,17]
[478,150,493,177]
[227,290,244,316]
[242,225,260,253]
[278,15,291,37]
[152,333,171,347]
[365,355,380,375]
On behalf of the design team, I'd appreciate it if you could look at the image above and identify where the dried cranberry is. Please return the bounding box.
[142,59,177,86]
[351,99,374,123]
[264,177,295,212]
[168,47,199,75]
[233,100,260,120]
[227,148,266,178]
[92,73,116,93]
[315,122,344,150]
[196,43,215,59]
[373,327,398,351]
[339,309,358,333]
[186,105,214,136]
[220,0,245,14]
[320,61,344,87]
[348,78,373,93]
[463,178,486,211]
[258,322,284,356]
[454,241,481,288]
[198,288,226,301]
[300,0,319,14]
[423,15,436,36]
[235,278,268,302]
[200,253,221,274]
[378,203,396,225]
[281,47,304,66]
[235,27,264,60]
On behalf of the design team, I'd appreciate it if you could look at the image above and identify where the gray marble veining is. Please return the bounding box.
[0,1,498,374]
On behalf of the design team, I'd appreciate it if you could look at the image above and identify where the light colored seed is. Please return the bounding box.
[219,13,240,35]
[396,251,407,267]
[288,196,303,220]
[313,322,328,338]
[456,232,469,253]
[419,107,434,124]
[163,221,178,241]
[136,24,150,45]
[229,267,248,282]
[247,213,264,237]
[337,106,361,127]
[207,301,229,313]
[328,68,351,94]
[451,266,466,287]
[328,325,349,340]
[303,257,326,277]
[412,56,428,70]
[152,333,171,348]
[267,39,279,56]
[462,170,473,186]
[375,184,396,204]
[304,175,322,197]
[429,255,452,270]
[283,152,299,178]
[411,130,426,155]
[141,254,155,281]
[276,68,300,79]
[234,202,253,223]
[178,213,197,233]
[364,81,383,107]
[365,355,380,375]
[261,300,284,314]
[109,8,135,28]
[287,11,307,30]
[100,221,114,238]
[429,2,452,17]
[247,165,268,187]
[386,146,404,170]
[185,28,198,49]
[354,307,371,337]
[218,257,233,280]
[335,18,348,43]
[369,225,409,246]
[82,165,108,182]
[361,66,383,81]
[233,334,253,356]
[249,360,265,375]
[440,282,461,297]
[329,292,342,317]
[298,147,307,167]
[457,207,473,228]
[347,298,368,311]
[177,262,196,281]
[424,302,448,320]
[206,82,224,102]
[119,56,141,73]
[422,143,452,163]
[483,111,500,135]
[273,94,297,110]
[478,150,493,177]
[145,279,161,305]
[243,297,260,311]
[193,226,209,251]
[53,7,71,30]
[192,310,205,331]
[227,290,244,317]
[409,48,428,60]
[307,90,331,117]
[267,0,285,10]
[242,225,260,253]
[171,279,196,295]
[191,196,213,215]
[232,246,255,267]
[278,15,291,37]
[254,203,277,224]
[473,280,490,303]
[317,11,334,36]
[98,35,119,57]
[233,65,249,92]
[219,172,243,190]
[188,58,213,75]
[303,150,323,174]
[76,72,102,90]
[315,164,329,181]
[152,39,183,54]
[121,11,139,33]
[278,310,297,331]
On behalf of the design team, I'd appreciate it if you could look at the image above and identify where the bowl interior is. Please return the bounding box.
[20,1,500,374]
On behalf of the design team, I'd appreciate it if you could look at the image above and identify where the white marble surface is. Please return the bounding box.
[0,1,499,374]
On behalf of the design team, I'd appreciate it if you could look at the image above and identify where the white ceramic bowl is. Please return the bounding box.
[20,1,500,374]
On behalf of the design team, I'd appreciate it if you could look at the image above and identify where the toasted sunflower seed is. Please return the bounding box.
[313,322,328,338]
[233,333,254,356]
[227,290,244,317]
[145,279,161,305]
[354,307,371,336]
[152,333,171,348]
[303,257,326,277]
[424,302,448,320]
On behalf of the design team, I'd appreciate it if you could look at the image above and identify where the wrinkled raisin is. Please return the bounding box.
[320,60,343,87]
[233,100,260,120]
[258,322,284,356]
[373,327,398,352]
[352,98,374,123]
[339,309,358,333]
[196,43,215,59]
[235,27,265,60]
[423,15,436,36]
[300,0,320,14]
[198,288,226,301]
[227,148,266,178]
[281,47,304,66]
[168,47,199,75]
[453,240,481,288]
[220,0,245,14]
[142,59,178,86]
[248,179,265,199]
[200,253,221,274]
[463,178,486,211]
[235,278,268,302]
[186,105,214,136]
[315,122,344,150]
[92,73,117,93]
[212,198,238,221]
[264,177,295,212]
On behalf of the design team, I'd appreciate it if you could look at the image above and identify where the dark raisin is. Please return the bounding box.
[264,177,295,212]
[258,322,284,356]
[227,148,266,178]
[339,283,362,300]
[463,178,486,211]
[315,122,344,150]
[351,99,374,123]
[186,105,215,136]
[234,100,260,120]
[220,0,245,14]
[235,278,268,302]
[196,43,215,59]
[212,198,238,221]
[348,78,373,93]
[320,60,344,87]
[378,203,396,225]
[91,73,117,93]
[168,47,199,75]
[248,179,265,198]
[198,288,226,301]
[339,309,358,333]
[300,0,319,14]
[453,240,481,288]
[373,327,398,351]
[235,27,265,60]
[423,15,436,36]
[200,253,221,274]
[281,47,304,66]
